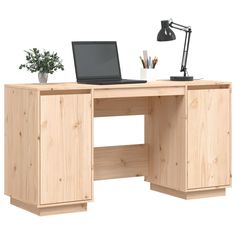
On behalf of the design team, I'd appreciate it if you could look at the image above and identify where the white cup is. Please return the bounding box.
[140,68,158,81]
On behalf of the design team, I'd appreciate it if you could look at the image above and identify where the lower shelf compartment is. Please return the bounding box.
[94,144,148,180]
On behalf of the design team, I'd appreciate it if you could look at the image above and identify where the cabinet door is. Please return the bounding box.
[40,94,92,204]
[187,89,231,189]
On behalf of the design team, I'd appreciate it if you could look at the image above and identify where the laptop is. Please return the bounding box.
[72,41,147,85]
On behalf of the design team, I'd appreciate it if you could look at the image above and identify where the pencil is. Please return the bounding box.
[139,56,146,68]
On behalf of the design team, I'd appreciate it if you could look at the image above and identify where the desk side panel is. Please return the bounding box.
[146,96,186,191]
[5,87,39,204]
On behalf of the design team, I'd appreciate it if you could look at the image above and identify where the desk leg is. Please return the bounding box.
[145,96,186,191]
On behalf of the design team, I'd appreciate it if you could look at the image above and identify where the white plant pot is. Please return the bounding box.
[38,72,48,83]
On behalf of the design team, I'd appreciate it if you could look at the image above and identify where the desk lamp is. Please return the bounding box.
[157,19,193,81]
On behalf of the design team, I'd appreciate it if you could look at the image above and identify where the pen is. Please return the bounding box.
[148,56,152,69]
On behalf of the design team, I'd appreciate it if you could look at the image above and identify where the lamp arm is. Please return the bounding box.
[169,21,192,77]
[181,30,191,76]
[169,22,190,32]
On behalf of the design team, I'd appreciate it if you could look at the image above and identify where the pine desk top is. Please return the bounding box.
[5,80,231,92]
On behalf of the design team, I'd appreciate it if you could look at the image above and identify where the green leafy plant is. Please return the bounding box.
[19,48,64,74]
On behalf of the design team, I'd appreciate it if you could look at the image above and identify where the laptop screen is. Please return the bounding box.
[72,41,121,81]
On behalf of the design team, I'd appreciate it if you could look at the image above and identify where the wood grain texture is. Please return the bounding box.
[4,87,39,204]
[11,198,87,216]
[40,94,92,204]
[146,96,186,191]
[94,144,148,180]
[187,84,230,90]
[187,89,231,189]
[94,87,185,98]
[94,97,148,117]
[40,89,91,96]
[4,82,232,215]
[5,80,231,91]
[150,184,225,199]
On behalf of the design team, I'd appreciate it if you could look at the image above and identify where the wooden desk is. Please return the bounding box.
[4,80,232,215]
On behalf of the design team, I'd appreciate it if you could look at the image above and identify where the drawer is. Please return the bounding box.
[93,86,185,98]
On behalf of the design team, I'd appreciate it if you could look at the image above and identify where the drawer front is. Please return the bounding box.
[94,86,185,98]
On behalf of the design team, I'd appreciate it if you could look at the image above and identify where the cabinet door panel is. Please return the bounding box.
[40,94,92,204]
[187,89,230,189]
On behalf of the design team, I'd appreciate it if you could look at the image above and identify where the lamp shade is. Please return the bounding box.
[157,20,176,41]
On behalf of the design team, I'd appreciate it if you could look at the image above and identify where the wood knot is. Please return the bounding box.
[19,131,22,137]
[74,121,81,129]
[13,165,17,172]
[127,108,132,114]
[120,159,126,166]
[59,97,64,105]
[191,98,198,108]
[59,178,62,182]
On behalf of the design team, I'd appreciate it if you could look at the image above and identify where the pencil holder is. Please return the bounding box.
[140,68,158,81]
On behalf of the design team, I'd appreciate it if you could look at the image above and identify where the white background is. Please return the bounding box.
[0,0,235,235]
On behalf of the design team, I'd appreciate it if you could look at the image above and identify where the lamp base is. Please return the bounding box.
[170,76,193,81]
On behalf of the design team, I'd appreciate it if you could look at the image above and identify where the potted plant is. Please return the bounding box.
[19,48,64,83]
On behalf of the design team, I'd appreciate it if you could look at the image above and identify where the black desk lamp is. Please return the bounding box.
[157,19,193,81]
